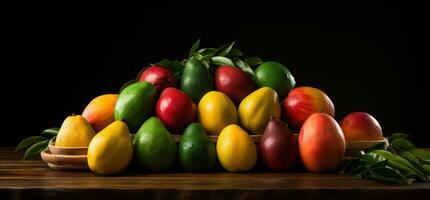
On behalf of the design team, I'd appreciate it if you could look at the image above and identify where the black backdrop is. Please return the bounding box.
[3,2,422,146]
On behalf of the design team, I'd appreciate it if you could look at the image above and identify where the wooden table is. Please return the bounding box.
[1,147,429,199]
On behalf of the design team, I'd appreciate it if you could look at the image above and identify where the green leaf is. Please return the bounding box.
[170,60,185,77]
[192,52,204,61]
[188,38,201,59]
[40,127,59,137]
[197,48,216,57]
[243,57,264,66]
[360,152,387,167]
[201,59,210,69]
[400,151,420,165]
[119,79,136,93]
[388,133,409,142]
[371,149,417,176]
[214,41,235,57]
[210,56,235,66]
[400,151,430,176]
[367,167,412,184]
[23,140,48,160]
[347,153,388,177]
[232,58,255,79]
[225,47,243,57]
[422,164,430,174]
[354,160,389,177]
[350,165,368,177]
[15,136,47,152]
[391,138,415,151]
[156,59,185,78]
[408,148,430,164]
[156,59,173,68]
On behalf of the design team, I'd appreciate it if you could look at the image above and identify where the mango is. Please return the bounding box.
[216,124,257,172]
[114,81,156,132]
[238,87,281,134]
[87,121,133,175]
[179,57,214,103]
[156,87,196,134]
[198,91,237,135]
[134,117,177,171]
[255,61,295,98]
[283,86,334,130]
[55,115,95,147]
[179,123,216,172]
[82,94,118,132]
[339,112,383,141]
[299,113,345,173]
[215,65,255,105]
[260,118,298,171]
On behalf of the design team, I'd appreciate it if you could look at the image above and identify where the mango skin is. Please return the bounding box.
[179,123,216,172]
[87,121,133,175]
[134,117,177,171]
[259,119,298,171]
[114,82,156,133]
[82,94,118,132]
[283,86,335,130]
[55,115,95,147]
[299,113,345,173]
[339,112,383,141]
[180,57,214,103]
[215,65,255,105]
[255,61,295,98]
[238,87,281,134]
[198,91,238,135]
[216,124,257,172]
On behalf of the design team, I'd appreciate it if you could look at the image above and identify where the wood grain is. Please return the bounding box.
[1,147,429,199]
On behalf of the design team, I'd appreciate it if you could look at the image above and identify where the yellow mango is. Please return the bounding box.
[198,91,237,135]
[238,87,281,134]
[55,115,95,147]
[216,124,257,172]
[87,121,133,175]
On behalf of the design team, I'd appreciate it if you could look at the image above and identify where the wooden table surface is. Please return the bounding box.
[1,147,429,199]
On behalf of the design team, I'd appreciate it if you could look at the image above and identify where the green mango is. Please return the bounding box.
[114,82,156,132]
[180,57,214,103]
[134,117,177,171]
[179,123,216,172]
[255,61,295,98]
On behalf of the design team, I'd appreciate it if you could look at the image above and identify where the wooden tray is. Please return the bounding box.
[172,134,262,143]
[346,138,389,150]
[172,134,388,150]
[42,141,89,170]
[48,143,87,155]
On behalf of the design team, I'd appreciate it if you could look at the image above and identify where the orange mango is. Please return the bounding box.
[82,94,118,132]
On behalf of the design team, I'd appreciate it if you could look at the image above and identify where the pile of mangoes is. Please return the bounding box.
[21,40,395,176]
[80,40,303,175]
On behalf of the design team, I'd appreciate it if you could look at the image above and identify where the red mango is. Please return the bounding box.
[139,65,176,93]
[259,118,298,171]
[215,66,255,105]
[155,87,196,134]
[283,86,335,130]
[299,113,345,173]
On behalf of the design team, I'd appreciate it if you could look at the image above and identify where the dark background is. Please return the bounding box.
[3,2,422,146]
